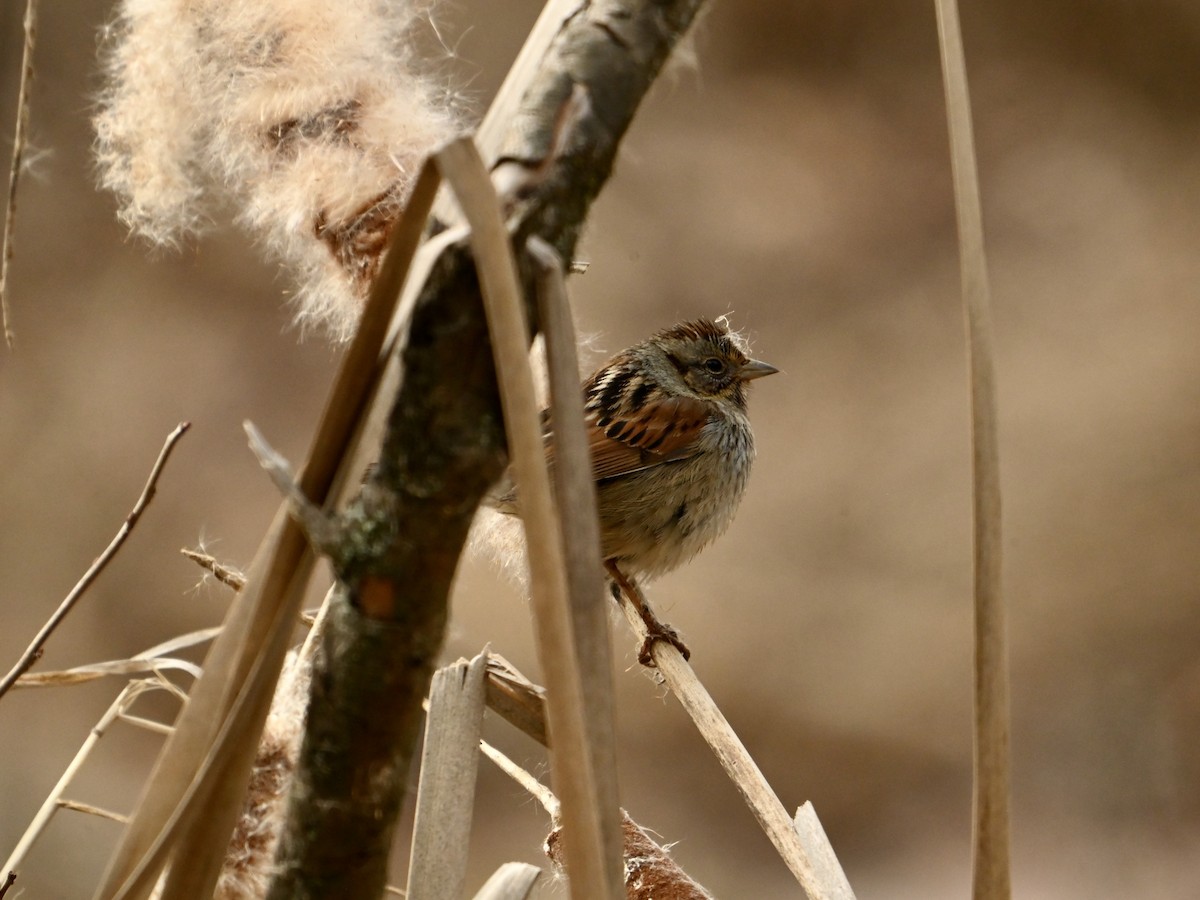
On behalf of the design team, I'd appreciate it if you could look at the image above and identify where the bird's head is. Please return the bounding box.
[646,318,778,408]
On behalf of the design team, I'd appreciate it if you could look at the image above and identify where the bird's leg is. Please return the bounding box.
[604,560,691,666]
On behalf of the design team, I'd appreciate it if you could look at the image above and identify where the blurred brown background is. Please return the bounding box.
[2,1,1198,896]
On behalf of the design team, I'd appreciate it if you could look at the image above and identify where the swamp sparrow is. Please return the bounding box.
[492,317,778,662]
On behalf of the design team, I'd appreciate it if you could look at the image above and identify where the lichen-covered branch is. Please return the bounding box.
[266,1,708,895]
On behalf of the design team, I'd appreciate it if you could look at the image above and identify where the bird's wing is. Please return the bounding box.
[544,382,710,483]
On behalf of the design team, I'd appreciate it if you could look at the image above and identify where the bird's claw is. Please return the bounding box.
[637,622,691,667]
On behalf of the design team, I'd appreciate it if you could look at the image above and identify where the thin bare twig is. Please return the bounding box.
[932,3,1010,898]
[1,0,39,347]
[0,871,15,900]
[0,422,191,701]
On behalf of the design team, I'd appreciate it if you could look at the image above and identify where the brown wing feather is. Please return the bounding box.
[541,392,708,483]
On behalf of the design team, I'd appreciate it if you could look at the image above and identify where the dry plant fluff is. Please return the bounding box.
[95,0,461,339]
[213,650,310,900]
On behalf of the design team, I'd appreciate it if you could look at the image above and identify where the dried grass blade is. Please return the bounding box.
[932,3,1011,898]
[617,597,855,900]
[96,511,308,900]
[3,679,177,877]
[406,653,488,899]
[434,136,623,899]
[471,862,543,900]
[15,627,219,688]
[433,0,580,224]
[152,571,307,899]
[115,714,173,736]
[16,657,202,688]
[131,627,222,660]
[0,0,38,347]
[93,161,442,900]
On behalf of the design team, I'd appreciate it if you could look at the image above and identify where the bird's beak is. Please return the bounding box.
[738,358,780,381]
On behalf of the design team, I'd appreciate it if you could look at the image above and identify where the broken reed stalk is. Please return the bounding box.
[405,652,489,898]
[0,0,38,346]
[435,139,623,898]
[0,422,191,701]
[932,2,1011,898]
[614,584,856,900]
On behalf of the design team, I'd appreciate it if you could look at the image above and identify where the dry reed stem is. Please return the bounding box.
[406,653,489,899]
[14,657,201,688]
[471,862,543,900]
[529,236,623,882]
[932,2,1011,898]
[613,582,855,900]
[434,137,623,898]
[0,0,38,347]
[92,163,441,900]
[0,422,191,701]
[792,803,855,898]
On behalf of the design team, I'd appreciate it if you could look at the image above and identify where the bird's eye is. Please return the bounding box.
[703,357,726,374]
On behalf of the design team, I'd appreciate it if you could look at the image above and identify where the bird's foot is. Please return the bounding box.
[605,559,692,667]
[637,619,691,667]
